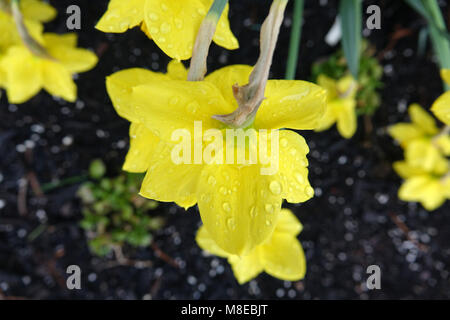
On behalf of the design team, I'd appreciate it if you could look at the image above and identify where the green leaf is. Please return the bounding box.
[339,0,362,79]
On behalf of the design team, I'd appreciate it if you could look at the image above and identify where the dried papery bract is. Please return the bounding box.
[10,0,53,59]
[213,0,288,128]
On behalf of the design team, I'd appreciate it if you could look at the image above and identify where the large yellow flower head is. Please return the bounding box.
[0,0,56,51]
[106,62,327,256]
[96,0,239,61]
[0,33,98,104]
[315,74,358,139]
[196,208,306,284]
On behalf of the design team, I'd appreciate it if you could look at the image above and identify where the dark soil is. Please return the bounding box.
[0,0,449,299]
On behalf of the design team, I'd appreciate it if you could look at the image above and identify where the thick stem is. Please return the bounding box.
[285,0,304,80]
[213,0,288,128]
[188,0,228,81]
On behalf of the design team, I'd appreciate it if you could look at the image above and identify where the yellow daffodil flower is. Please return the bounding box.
[96,0,239,61]
[106,64,326,255]
[432,69,450,125]
[0,33,98,104]
[196,208,306,284]
[315,74,358,139]
[0,0,56,50]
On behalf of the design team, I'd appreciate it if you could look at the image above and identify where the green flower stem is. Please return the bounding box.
[285,0,304,80]
[188,0,228,81]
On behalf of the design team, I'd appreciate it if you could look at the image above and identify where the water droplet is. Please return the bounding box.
[295,173,304,184]
[222,202,231,212]
[219,187,227,195]
[160,22,171,34]
[250,206,257,218]
[265,203,274,213]
[148,12,159,21]
[269,181,282,195]
[208,176,216,186]
[265,220,272,226]
[175,18,183,29]
[226,217,236,230]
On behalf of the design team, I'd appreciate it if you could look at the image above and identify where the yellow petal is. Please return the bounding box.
[205,64,252,108]
[196,225,231,258]
[45,38,98,73]
[315,103,338,132]
[277,130,314,203]
[43,33,78,47]
[131,80,231,140]
[212,4,239,50]
[432,91,450,125]
[435,134,450,156]
[106,68,168,123]
[41,60,77,102]
[143,0,203,60]
[123,123,159,173]
[229,250,264,284]
[336,99,357,138]
[255,80,327,130]
[388,123,423,147]
[393,161,426,179]
[144,0,237,60]
[167,60,188,80]
[441,69,450,86]
[409,104,438,135]
[260,233,306,281]
[197,164,282,255]
[96,0,145,33]
[1,47,42,104]
[21,0,57,23]
[274,208,303,236]
[399,176,446,211]
[405,139,448,175]
[317,74,338,100]
[140,141,202,209]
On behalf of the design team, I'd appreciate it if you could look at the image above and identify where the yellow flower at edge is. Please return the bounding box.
[0,33,98,104]
[106,64,327,256]
[0,0,56,51]
[432,69,450,125]
[315,74,358,139]
[196,208,306,284]
[96,0,239,61]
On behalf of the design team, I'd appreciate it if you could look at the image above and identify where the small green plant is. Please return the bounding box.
[77,159,163,257]
[311,42,383,116]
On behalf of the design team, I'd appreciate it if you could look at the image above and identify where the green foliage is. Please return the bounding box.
[339,0,362,79]
[78,160,163,257]
[311,43,383,115]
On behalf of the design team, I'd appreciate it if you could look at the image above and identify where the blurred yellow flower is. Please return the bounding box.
[0,33,98,103]
[432,69,450,125]
[106,64,326,255]
[196,208,306,284]
[0,0,56,50]
[96,0,239,60]
[315,74,358,139]
[394,140,449,211]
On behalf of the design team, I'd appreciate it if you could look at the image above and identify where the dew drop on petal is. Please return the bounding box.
[295,173,304,184]
[305,186,314,198]
[269,180,282,195]
[222,202,231,212]
[208,176,216,186]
